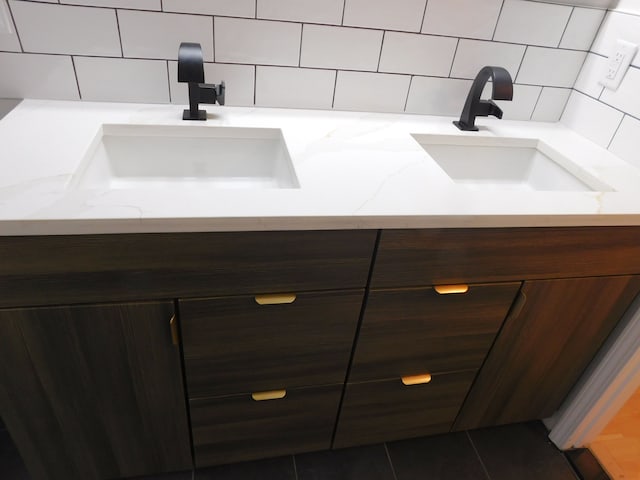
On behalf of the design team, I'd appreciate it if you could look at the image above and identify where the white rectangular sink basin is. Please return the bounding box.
[71,124,299,190]
[412,134,612,192]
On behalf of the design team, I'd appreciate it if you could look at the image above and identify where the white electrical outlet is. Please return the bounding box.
[600,39,638,90]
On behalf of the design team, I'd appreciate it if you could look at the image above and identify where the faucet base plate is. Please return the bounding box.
[183,109,207,121]
[453,120,479,132]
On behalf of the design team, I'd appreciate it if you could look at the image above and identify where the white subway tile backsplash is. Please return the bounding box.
[334,71,410,113]
[300,25,382,71]
[256,66,335,109]
[168,61,255,106]
[517,47,587,88]
[215,17,300,66]
[494,0,572,47]
[450,40,525,80]
[559,8,605,51]
[0,52,79,100]
[257,0,343,25]
[162,0,255,18]
[494,84,541,121]
[378,32,457,77]
[421,0,502,40]
[600,66,640,119]
[64,0,160,10]
[75,57,169,103]
[531,87,571,122]
[573,52,606,98]
[9,1,121,56]
[609,115,640,169]
[119,10,213,61]
[0,0,613,120]
[405,76,471,116]
[561,91,623,147]
[592,11,640,67]
[343,0,426,32]
[0,0,20,52]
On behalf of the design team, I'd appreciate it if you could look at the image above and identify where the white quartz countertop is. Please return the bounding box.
[1,99,640,236]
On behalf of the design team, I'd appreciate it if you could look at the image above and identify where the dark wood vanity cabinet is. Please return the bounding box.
[356,227,640,440]
[0,301,192,480]
[2,226,640,478]
[0,230,377,478]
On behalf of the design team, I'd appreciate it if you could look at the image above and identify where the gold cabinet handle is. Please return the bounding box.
[251,390,287,401]
[169,315,179,346]
[434,284,469,295]
[254,294,297,305]
[401,373,432,386]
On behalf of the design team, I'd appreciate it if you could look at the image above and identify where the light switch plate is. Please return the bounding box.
[0,1,12,35]
[600,39,638,90]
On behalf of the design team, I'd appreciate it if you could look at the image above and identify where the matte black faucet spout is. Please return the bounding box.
[453,66,513,131]
[178,42,225,121]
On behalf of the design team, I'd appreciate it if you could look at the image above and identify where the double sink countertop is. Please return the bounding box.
[1,99,639,236]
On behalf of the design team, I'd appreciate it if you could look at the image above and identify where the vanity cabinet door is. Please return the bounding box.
[0,302,192,480]
[454,275,640,430]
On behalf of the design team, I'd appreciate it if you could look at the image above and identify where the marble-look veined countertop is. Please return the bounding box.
[1,99,639,236]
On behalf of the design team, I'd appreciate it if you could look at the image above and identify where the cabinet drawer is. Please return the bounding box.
[191,384,342,467]
[334,371,476,448]
[349,283,520,382]
[0,230,377,307]
[372,227,640,287]
[181,290,363,398]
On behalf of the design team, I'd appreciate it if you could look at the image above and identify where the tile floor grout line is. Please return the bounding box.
[466,430,493,480]
[384,443,399,480]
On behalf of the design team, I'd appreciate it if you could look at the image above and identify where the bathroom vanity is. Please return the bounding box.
[1,101,640,479]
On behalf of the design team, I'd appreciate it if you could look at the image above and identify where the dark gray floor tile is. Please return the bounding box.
[126,470,192,480]
[295,444,395,480]
[565,448,610,480]
[0,429,30,480]
[468,422,578,480]
[387,432,489,480]
[195,456,295,480]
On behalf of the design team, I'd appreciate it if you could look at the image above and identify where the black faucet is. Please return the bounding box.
[453,66,513,131]
[178,42,225,121]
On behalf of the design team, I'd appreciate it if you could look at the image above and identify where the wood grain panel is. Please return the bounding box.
[349,283,521,382]
[0,230,377,308]
[372,227,640,287]
[180,290,364,397]
[334,371,477,449]
[0,302,192,480]
[191,384,342,467]
[454,275,640,430]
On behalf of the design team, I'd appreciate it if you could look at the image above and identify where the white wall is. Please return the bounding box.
[561,7,640,169]
[0,0,606,121]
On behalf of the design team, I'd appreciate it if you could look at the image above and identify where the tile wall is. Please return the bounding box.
[0,0,605,121]
[561,4,640,169]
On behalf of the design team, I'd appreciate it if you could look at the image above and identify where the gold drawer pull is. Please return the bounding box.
[434,284,469,295]
[169,315,179,346]
[254,294,297,305]
[401,374,432,386]
[251,390,287,401]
